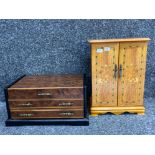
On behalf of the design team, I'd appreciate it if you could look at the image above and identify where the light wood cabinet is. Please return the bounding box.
[89,38,150,115]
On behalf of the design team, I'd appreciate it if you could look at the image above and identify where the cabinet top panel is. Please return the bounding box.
[88,38,150,43]
[8,75,84,89]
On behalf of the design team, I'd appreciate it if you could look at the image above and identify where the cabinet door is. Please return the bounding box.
[118,42,148,106]
[91,43,119,107]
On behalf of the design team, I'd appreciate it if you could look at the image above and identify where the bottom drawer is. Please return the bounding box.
[11,109,84,119]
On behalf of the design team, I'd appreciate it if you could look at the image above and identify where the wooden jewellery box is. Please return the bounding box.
[5,74,89,126]
[89,38,150,116]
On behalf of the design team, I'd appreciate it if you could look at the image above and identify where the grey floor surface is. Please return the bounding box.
[0,98,155,135]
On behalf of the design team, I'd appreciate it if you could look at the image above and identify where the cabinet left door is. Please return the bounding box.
[91,42,119,107]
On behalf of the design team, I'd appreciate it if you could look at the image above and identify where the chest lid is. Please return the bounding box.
[8,75,84,89]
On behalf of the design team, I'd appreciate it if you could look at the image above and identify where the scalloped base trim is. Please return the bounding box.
[91,106,145,116]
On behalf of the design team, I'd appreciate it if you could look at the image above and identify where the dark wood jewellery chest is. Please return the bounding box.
[5,74,89,126]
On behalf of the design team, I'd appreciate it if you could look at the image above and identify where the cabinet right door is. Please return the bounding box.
[118,42,148,107]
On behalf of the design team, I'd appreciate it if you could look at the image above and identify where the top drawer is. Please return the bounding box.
[8,88,83,99]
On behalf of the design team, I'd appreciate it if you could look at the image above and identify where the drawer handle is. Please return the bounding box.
[59,112,74,116]
[18,113,33,117]
[58,102,74,106]
[37,93,51,96]
[19,102,32,107]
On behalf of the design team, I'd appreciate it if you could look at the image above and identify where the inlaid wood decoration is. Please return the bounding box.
[89,38,150,115]
[92,43,119,107]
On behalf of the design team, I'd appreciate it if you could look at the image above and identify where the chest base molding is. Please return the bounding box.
[91,106,145,116]
[5,118,89,126]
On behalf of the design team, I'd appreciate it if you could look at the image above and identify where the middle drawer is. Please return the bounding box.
[9,100,84,109]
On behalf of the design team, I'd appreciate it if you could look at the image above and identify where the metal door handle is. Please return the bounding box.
[119,64,123,78]
[113,64,118,79]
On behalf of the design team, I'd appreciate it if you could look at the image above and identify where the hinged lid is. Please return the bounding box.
[8,75,84,89]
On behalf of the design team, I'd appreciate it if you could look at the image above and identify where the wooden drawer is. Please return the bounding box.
[9,100,83,109]
[8,88,83,99]
[10,109,84,119]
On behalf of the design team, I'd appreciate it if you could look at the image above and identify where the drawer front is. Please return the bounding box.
[11,109,84,119]
[8,88,83,99]
[9,100,83,109]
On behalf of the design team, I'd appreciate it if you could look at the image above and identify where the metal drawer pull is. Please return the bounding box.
[59,112,74,116]
[37,93,51,96]
[113,64,118,79]
[18,113,33,117]
[19,102,32,106]
[119,64,123,78]
[58,102,74,106]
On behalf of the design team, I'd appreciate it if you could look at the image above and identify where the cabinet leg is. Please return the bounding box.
[137,112,144,115]
[91,114,98,117]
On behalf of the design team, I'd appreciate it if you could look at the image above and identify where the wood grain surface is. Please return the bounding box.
[11,109,84,119]
[7,74,85,120]
[8,88,83,99]
[9,99,83,109]
[9,75,83,89]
